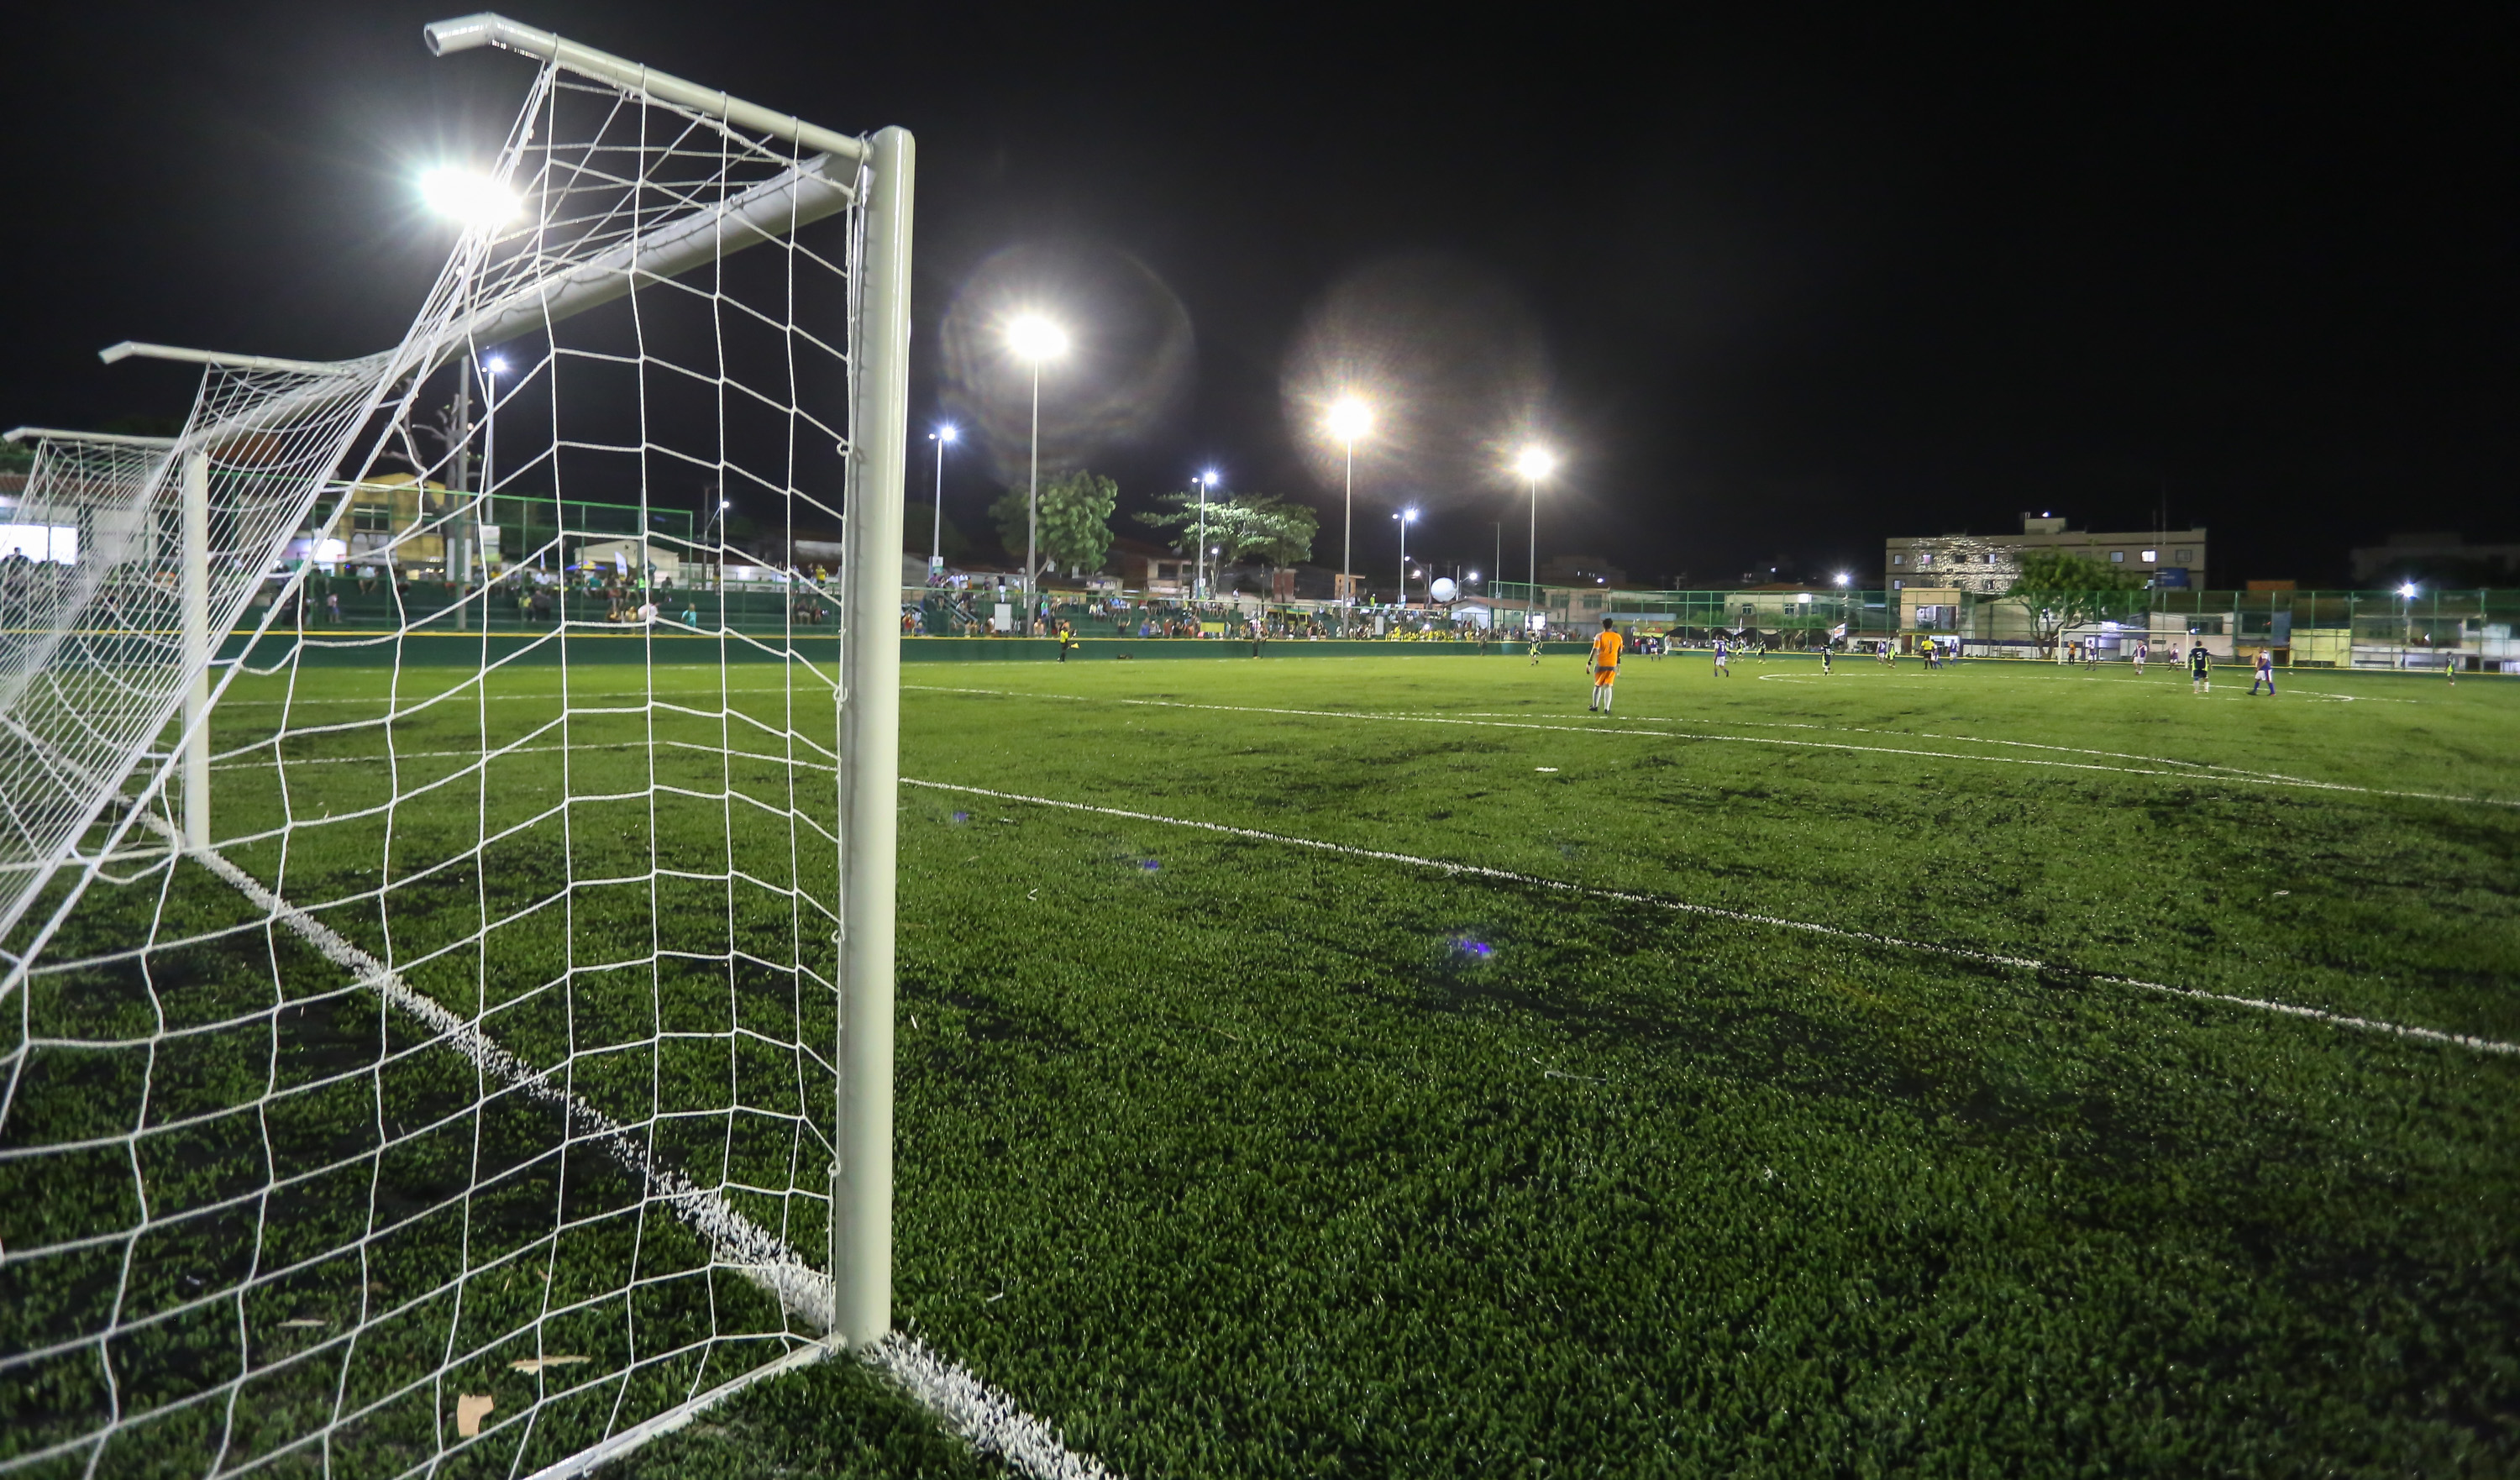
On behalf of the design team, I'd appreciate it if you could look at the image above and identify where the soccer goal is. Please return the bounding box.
[0,13,911,1476]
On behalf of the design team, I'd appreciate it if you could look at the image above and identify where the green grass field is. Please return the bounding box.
[7,651,2518,1477]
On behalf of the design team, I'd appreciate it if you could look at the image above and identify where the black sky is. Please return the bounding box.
[10,3,2514,586]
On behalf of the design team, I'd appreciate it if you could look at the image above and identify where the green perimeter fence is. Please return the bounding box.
[206,576,2520,672]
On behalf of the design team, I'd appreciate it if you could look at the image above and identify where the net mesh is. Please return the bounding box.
[2,58,863,1477]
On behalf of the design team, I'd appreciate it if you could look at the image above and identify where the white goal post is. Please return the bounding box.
[0,13,910,1476]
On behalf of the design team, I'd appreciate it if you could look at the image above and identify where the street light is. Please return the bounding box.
[1008,315,1066,622]
[1195,469,1219,601]
[928,424,957,582]
[420,167,521,229]
[706,496,733,594]
[473,356,506,609]
[1515,446,1554,636]
[1327,397,1371,622]
[1394,506,1419,609]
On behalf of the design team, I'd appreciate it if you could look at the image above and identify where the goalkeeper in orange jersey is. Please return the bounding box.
[1588,616,1624,714]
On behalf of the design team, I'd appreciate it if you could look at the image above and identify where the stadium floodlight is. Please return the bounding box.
[1835,571,1851,586]
[420,165,522,228]
[1327,397,1371,616]
[929,423,958,578]
[0,15,948,1476]
[1008,316,1066,614]
[2398,582,2419,599]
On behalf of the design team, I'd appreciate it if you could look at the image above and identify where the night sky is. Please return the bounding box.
[11,3,2514,587]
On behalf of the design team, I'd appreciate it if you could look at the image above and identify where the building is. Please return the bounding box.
[1885,513,2206,594]
[2348,533,2520,588]
[1536,553,1627,587]
[1106,536,1199,594]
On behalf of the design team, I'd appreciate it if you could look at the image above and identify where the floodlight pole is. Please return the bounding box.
[1526,475,1540,634]
[930,433,947,579]
[452,359,473,631]
[836,123,915,1351]
[1341,439,1355,632]
[1397,512,1410,609]
[1026,361,1041,630]
[181,451,211,851]
[1194,479,1207,602]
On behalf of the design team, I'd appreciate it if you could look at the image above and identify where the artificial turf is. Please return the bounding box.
[6,650,2517,1477]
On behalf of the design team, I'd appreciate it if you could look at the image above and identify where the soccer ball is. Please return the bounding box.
[1429,577,1459,604]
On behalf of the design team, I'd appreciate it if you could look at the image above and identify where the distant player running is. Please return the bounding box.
[1712,637,1731,677]
[1529,623,1545,665]
[2250,648,2275,696]
[2133,638,2148,675]
[1820,643,1833,674]
[1588,617,1623,713]
[2189,641,2211,695]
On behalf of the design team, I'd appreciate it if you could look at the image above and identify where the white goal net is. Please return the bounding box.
[1,17,909,1477]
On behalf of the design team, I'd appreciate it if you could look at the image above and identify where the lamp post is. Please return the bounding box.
[1195,468,1219,601]
[1327,398,1370,630]
[1515,446,1554,638]
[1007,315,1066,626]
[1394,506,1418,610]
[706,495,732,596]
[420,164,519,632]
[929,423,956,582]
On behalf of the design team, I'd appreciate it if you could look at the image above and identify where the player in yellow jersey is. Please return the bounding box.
[1588,617,1624,714]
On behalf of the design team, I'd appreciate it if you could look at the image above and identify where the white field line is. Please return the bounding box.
[902,685,2519,811]
[1446,712,2344,789]
[903,777,2520,1059]
[139,812,1121,1480]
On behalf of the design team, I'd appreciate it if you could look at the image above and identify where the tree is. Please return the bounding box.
[2003,551,2150,654]
[1136,491,1318,573]
[990,469,1116,577]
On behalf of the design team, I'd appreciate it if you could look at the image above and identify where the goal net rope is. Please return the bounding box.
[3,43,877,1478]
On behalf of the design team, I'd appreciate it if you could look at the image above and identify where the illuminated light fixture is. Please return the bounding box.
[420,167,522,228]
[1834,572,1851,586]
[2398,582,2419,598]
[482,355,508,375]
[1326,397,1372,441]
[1007,315,1067,360]
[1514,446,1556,480]
[937,423,958,443]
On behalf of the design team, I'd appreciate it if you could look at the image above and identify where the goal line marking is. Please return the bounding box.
[902,777,2520,1059]
[901,685,2517,810]
[131,811,1121,1480]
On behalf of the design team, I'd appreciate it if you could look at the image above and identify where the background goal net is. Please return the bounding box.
[1,16,910,1477]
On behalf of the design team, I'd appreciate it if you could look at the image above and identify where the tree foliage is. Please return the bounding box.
[1136,491,1318,569]
[2003,551,2150,652]
[991,470,1116,575]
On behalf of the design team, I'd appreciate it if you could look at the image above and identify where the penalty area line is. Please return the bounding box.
[131,810,1124,1480]
[903,777,2520,1060]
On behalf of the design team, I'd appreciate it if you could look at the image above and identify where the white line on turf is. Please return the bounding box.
[136,811,1122,1480]
[901,685,2517,810]
[902,777,2520,1059]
